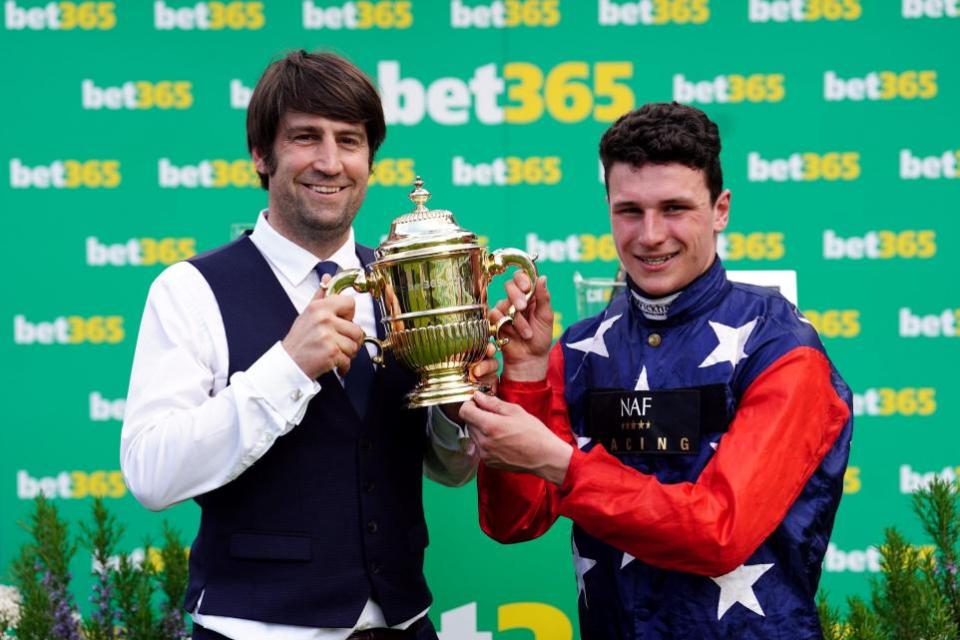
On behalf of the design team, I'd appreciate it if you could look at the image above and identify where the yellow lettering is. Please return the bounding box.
[498,602,573,640]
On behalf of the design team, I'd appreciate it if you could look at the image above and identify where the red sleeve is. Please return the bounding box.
[555,346,851,576]
[477,343,577,543]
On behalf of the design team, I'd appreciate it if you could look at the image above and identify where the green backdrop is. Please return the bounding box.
[2,1,958,637]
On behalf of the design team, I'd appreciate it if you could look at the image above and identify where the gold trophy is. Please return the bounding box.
[325,177,538,408]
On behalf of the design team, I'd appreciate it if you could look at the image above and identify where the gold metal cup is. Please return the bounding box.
[325,177,538,408]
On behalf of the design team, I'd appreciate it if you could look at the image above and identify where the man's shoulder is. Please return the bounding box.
[724,281,820,344]
[189,234,254,267]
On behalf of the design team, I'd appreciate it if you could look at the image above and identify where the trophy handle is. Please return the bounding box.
[322,268,379,296]
[485,248,539,349]
[320,269,390,366]
[362,335,391,366]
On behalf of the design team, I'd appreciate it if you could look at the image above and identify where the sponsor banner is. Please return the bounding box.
[2,2,957,626]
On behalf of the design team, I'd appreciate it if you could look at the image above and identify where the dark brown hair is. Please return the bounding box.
[247,50,386,189]
[599,102,723,203]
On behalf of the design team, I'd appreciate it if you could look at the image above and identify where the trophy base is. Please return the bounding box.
[405,371,491,408]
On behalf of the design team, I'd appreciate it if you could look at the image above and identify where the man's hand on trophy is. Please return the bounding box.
[460,392,573,485]
[440,342,500,424]
[491,271,553,381]
[281,276,364,379]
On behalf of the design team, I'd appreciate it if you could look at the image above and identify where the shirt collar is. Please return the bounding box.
[626,257,730,325]
[249,210,360,287]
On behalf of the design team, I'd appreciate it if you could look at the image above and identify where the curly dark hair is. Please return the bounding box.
[247,50,386,190]
[599,102,723,202]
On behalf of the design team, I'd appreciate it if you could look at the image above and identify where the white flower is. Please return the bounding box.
[0,584,21,631]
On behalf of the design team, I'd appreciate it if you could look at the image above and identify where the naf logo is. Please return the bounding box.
[4,1,116,29]
[900,464,959,494]
[154,1,265,29]
[86,236,197,267]
[900,148,960,179]
[823,543,880,573]
[749,0,861,21]
[903,0,959,17]
[899,308,959,338]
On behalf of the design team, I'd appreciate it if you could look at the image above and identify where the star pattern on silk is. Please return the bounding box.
[615,366,649,570]
[698,319,758,369]
[710,563,774,620]
[634,366,649,391]
[573,537,597,607]
[567,314,622,359]
[576,436,592,450]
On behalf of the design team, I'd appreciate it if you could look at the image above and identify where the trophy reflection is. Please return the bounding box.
[572,266,627,320]
[326,178,538,408]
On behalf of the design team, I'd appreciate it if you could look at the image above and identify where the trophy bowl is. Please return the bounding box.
[324,177,538,408]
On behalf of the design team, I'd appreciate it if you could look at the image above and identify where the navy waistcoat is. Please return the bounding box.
[184,235,432,627]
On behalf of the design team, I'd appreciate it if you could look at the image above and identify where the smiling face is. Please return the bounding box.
[608,161,730,297]
[253,111,370,252]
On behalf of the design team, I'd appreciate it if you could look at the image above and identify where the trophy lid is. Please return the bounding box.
[376,177,479,259]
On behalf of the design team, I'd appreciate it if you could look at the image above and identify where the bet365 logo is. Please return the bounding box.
[17,470,126,500]
[823,229,936,260]
[82,79,193,110]
[748,0,861,22]
[802,309,860,338]
[86,236,197,266]
[900,464,959,494]
[453,156,561,186]
[9,159,120,188]
[4,1,116,29]
[303,0,411,29]
[379,60,634,126]
[824,70,937,101]
[451,0,560,28]
[154,1,265,29]
[673,73,784,104]
[437,601,572,640]
[853,387,936,417]
[902,0,959,17]
[900,148,959,179]
[716,232,784,261]
[158,158,259,188]
[899,308,959,338]
[747,151,860,182]
[598,0,710,25]
[13,315,124,345]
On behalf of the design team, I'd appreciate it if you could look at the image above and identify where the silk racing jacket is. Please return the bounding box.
[478,260,853,639]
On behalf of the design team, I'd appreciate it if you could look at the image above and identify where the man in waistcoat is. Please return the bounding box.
[121,50,486,640]
[460,102,853,639]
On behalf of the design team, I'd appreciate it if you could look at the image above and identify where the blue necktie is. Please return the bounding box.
[314,261,373,419]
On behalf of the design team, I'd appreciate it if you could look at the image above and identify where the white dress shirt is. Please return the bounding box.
[121,211,477,640]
